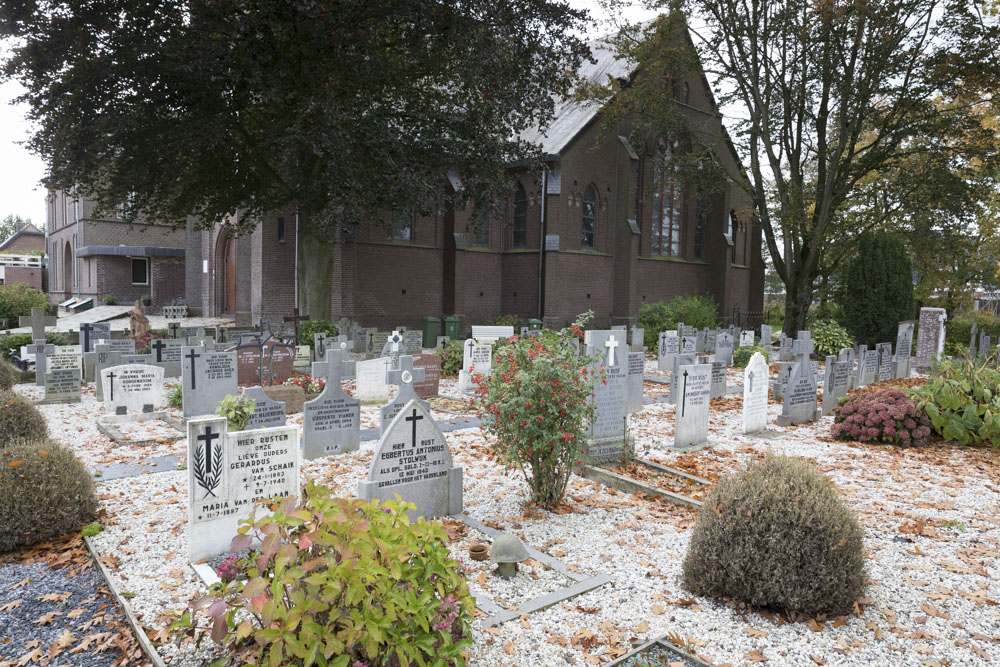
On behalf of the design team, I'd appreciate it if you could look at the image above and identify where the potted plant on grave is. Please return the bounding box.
[473,312,602,509]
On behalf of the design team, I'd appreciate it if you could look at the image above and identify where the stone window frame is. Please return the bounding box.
[277,217,286,243]
[390,209,413,242]
[581,185,597,250]
[131,256,149,286]
[512,184,527,249]
[651,140,682,257]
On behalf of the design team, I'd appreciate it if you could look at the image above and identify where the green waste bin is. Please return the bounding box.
[527,318,543,331]
[443,315,461,341]
[421,316,440,349]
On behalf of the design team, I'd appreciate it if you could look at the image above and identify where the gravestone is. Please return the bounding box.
[980,333,992,359]
[304,350,361,458]
[779,336,794,362]
[150,338,183,377]
[822,358,851,416]
[101,364,164,415]
[673,364,711,449]
[861,349,878,386]
[181,326,206,341]
[92,345,123,401]
[78,322,111,354]
[742,352,769,434]
[771,362,794,401]
[367,330,390,359]
[381,361,430,434]
[657,331,678,372]
[264,342,295,382]
[759,324,773,348]
[30,340,53,386]
[19,307,56,341]
[709,360,727,399]
[915,307,947,370]
[167,322,181,338]
[969,322,979,357]
[680,334,696,355]
[120,353,154,365]
[48,346,82,374]
[356,357,392,404]
[668,354,696,404]
[313,333,328,361]
[459,338,491,394]
[412,354,442,398]
[379,330,404,369]
[714,332,734,366]
[695,329,706,355]
[294,346,311,368]
[705,328,717,353]
[358,401,463,519]
[42,367,81,404]
[404,330,423,354]
[181,347,238,418]
[876,343,894,382]
[894,321,914,379]
[739,330,755,348]
[235,343,263,386]
[585,329,629,462]
[793,333,814,365]
[242,386,287,430]
[187,417,299,562]
[630,327,645,353]
[854,344,869,387]
[626,351,644,414]
[776,362,820,426]
[311,342,356,382]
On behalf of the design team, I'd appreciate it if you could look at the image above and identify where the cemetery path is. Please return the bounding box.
[0,535,147,666]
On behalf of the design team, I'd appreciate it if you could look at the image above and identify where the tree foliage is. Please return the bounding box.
[600,0,1000,334]
[0,215,31,246]
[842,232,913,348]
[0,0,592,318]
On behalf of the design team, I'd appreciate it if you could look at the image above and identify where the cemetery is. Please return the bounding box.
[1,2,999,666]
[1,297,999,667]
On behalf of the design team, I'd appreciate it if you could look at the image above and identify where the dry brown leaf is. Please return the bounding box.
[809,657,826,666]
[806,619,825,633]
[746,650,767,663]
[743,627,769,638]
[650,604,665,615]
[504,642,515,655]
[635,621,650,634]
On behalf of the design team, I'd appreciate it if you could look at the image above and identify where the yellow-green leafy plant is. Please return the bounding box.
[0,439,97,553]
[216,393,256,431]
[0,390,47,448]
[683,455,866,615]
[809,319,854,357]
[171,484,473,667]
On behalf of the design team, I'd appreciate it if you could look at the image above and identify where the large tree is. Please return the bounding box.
[0,0,591,319]
[599,0,1000,334]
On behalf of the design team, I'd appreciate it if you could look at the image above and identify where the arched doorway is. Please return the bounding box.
[223,235,237,315]
[63,240,73,295]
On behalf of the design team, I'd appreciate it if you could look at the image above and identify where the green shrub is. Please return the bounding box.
[172,485,473,666]
[944,311,1000,355]
[0,439,97,553]
[682,454,866,615]
[843,232,913,348]
[733,345,769,368]
[0,331,72,361]
[0,391,47,448]
[638,294,719,348]
[832,389,932,446]
[0,360,18,391]
[166,384,183,409]
[486,314,521,328]
[216,394,256,431]
[910,355,1000,446]
[808,302,847,327]
[475,314,599,508]
[809,319,854,357]
[298,319,338,347]
[102,294,116,305]
[436,339,465,376]
[0,283,48,330]
[81,522,102,537]
[764,300,785,327]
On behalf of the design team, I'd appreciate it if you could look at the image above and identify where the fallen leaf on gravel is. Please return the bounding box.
[8,577,30,590]
[576,605,600,614]
[806,619,825,632]
[33,611,62,626]
[833,616,848,628]
[921,603,949,619]
[867,621,884,640]
[0,600,23,611]
[39,592,72,603]
[483,627,501,637]
[503,642,515,655]
[650,604,665,615]
[743,627,768,638]
[635,622,650,633]
[746,650,767,662]
[65,608,85,620]
[809,657,826,666]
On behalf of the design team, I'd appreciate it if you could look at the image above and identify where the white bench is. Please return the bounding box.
[471,325,515,344]
[162,305,188,319]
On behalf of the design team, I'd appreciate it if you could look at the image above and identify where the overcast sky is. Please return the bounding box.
[0,1,657,232]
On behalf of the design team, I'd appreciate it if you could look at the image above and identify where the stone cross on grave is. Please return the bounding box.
[19,307,56,341]
[168,322,181,339]
[405,407,424,447]
[79,322,95,353]
[151,339,168,362]
[315,333,327,360]
[604,336,619,367]
[106,368,118,402]
[793,337,814,364]
[680,368,689,417]
[312,349,354,386]
[283,307,310,340]
[390,330,403,353]
[748,368,755,395]
[186,348,201,389]
[195,425,222,498]
[387,355,426,387]
[465,338,475,357]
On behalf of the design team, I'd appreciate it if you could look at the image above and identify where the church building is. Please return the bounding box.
[184,35,763,334]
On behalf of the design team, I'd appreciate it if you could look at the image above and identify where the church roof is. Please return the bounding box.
[519,38,634,156]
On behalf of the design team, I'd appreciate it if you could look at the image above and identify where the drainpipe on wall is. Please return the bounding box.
[538,166,548,321]
[294,209,300,310]
[74,192,81,298]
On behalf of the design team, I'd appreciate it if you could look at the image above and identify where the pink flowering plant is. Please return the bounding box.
[832,389,932,447]
[473,312,602,509]
[171,483,472,666]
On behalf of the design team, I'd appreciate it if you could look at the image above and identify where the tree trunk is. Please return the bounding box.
[297,214,334,323]
[783,277,812,337]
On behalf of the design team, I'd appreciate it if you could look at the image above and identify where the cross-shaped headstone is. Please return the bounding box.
[387,355,426,386]
[196,426,221,497]
[312,349,354,386]
[793,337,814,363]
[604,336,619,367]
[79,323,95,353]
[284,307,310,340]
[19,307,56,341]
[186,348,201,389]
[314,333,327,360]
[390,330,402,352]
[168,322,181,338]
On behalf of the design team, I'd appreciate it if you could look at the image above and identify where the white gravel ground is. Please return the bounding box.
[19,356,1000,666]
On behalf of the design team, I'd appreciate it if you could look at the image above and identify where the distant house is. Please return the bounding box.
[45,191,186,309]
[0,222,44,255]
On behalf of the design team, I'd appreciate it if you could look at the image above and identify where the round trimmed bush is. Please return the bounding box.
[0,390,47,448]
[682,455,866,615]
[0,439,97,553]
[0,360,18,391]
